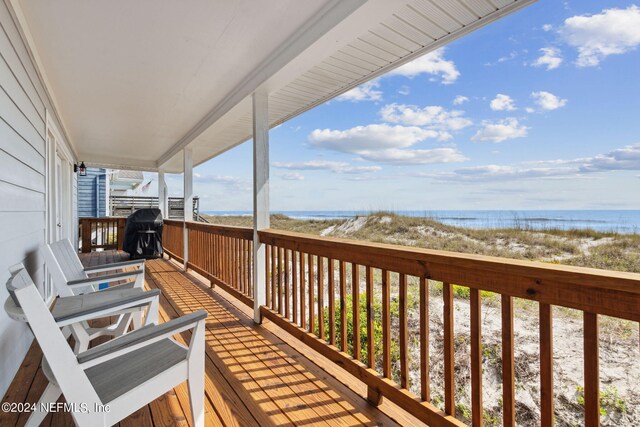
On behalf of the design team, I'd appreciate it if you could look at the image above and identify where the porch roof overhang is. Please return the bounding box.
[13,0,536,173]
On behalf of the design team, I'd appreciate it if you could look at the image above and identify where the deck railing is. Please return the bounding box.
[78,217,126,253]
[163,220,255,305]
[163,221,640,427]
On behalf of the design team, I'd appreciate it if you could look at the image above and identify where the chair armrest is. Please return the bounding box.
[67,270,144,289]
[53,289,161,324]
[77,310,207,367]
[84,259,144,274]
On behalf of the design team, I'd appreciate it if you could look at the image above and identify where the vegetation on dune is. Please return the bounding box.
[203,211,640,272]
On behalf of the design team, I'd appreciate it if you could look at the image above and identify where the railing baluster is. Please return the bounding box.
[584,312,600,427]
[470,288,483,427]
[271,245,277,311]
[265,244,271,308]
[284,249,290,319]
[278,247,283,314]
[318,256,324,339]
[308,254,315,333]
[502,295,515,427]
[241,239,246,294]
[366,266,374,368]
[443,282,455,416]
[292,251,298,324]
[236,238,240,291]
[224,236,229,284]
[299,252,306,329]
[340,261,347,351]
[233,236,237,289]
[540,303,554,426]
[420,276,430,402]
[382,269,391,379]
[328,258,336,345]
[399,273,408,388]
[352,264,361,361]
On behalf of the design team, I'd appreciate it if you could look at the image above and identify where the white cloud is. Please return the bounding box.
[387,48,460,84]
[490,94,517,111]
[337,80,382,102]
[193,174,249,191]
[272,160,381,174]
[274,160,347,170]
[576,143,640,172]
[308,123,467,165]
[398,85,410,96]
[357,148,467,165]
[309,124,440,152]
[453,95,469,106]
[427,143,640,182]
[525,107,536,113]
[280,172,305,181]
[424,164,576,182]
[531,91,567,111]
[379,103,472,139]
[542,24,553,32]
[532,47,563,70]
[472,118,529,143]
[560,5,640,67]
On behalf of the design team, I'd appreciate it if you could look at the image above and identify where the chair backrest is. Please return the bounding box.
[42,239,89,297]
[6,266,100,407]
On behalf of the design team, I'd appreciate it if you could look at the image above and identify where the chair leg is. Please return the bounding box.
[145,299,159,325]
[70,323,90,353]
[131,311,143,329]
[134,266,145,290]
[187,372,205,427]
[25,383,61,427]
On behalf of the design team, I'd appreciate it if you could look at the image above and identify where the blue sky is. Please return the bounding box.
[155,0,640,212]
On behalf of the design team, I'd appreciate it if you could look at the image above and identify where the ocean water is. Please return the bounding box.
[202,210,640,234]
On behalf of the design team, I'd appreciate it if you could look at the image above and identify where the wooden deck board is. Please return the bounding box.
[1,250,403,426]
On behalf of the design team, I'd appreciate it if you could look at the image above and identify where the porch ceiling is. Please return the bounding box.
[15,0,535,173]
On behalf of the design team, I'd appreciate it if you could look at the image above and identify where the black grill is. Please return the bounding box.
[123,208,163,259]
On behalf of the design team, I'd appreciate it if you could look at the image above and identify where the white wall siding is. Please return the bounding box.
[0,0,72,395]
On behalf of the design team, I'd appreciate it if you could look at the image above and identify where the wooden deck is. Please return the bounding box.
[1,251,407,426]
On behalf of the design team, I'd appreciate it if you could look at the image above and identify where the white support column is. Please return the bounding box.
[252,90,269,324]
[158,169,168,218]
[183,148,193,271]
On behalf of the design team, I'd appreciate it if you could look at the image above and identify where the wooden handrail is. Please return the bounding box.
[163,222,640,426]
[258,228,640,321]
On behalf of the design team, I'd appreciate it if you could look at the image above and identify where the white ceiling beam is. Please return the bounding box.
[156,0,367,169]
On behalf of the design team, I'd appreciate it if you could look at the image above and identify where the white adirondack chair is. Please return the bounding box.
[42,239,145,297]
[5,263,161,354]
[42,239,149,338]
[6,266,206,427]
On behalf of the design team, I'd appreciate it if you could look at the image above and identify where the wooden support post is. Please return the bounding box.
[81,220,91,253]
[183,148,193,271]
[252,90,269,324]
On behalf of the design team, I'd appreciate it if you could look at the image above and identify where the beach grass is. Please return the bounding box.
[202,211,640,272]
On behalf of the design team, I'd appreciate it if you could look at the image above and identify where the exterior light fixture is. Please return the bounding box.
[79,161,87,176]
